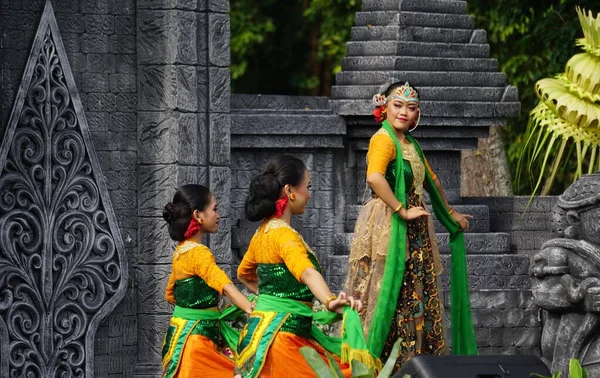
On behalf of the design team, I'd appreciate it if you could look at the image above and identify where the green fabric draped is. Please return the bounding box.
[173,298,253,351]
[255,294,381,370]
[366,120,477,357]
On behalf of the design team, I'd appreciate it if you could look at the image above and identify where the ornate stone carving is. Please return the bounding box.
[530,172,600,377]
[0,2,127,377]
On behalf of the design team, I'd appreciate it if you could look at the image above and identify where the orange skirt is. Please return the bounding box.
[259,332,351,378]
[175,335,234,378]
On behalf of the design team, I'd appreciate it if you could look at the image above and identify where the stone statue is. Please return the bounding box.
[530,172,600,377]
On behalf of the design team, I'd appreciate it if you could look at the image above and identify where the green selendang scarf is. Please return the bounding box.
[173,300,251,351]
[366,120,477,357]
[255,294,382,371]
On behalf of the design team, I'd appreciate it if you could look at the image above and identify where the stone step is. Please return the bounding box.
[344,204,490,233]
[341,56,498,72]
[230,109,333,115]
[231,94,330,110]
[361,0,468,15]
[327,254,531,291]
[350,26,484,44]
[332,85,511,101]
[332,99,518,119]
[230,114,345,135]
[347,125,491,140]
[334,231,510,255]
[335,71,506,86]
[355,11,474,29]
[331,99,518,118]
[346,41,490,58]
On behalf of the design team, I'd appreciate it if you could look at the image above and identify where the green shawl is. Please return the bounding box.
[255,294,382,370]
[366,120,477,357]
[173,301,250,351]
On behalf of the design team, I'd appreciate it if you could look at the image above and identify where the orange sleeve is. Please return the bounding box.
[424,158,438,181]
[277,228,316,282]
[366,132,396,176]
[191,246,232,294]
[237,238,259,281]
[165,270,176,304]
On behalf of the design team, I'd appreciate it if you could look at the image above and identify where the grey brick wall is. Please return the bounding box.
[463,196,558,255]
[1,1,137,377]
[135,1,231,375]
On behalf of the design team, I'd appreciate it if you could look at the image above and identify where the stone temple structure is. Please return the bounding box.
[0,0,572,376]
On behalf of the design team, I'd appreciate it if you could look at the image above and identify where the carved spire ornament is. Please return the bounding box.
[0,2,128,376]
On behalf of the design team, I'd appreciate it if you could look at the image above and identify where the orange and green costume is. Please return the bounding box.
[162,240,242,378]
[236,218,379,378]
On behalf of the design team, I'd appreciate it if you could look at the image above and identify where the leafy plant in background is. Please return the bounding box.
[468,0,600,194]
[230,0,360,95]
[530,358,588,378]
[516,7,600,195]
[300,337,408,378]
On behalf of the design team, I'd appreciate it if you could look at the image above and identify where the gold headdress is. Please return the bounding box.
[372,82,420,106]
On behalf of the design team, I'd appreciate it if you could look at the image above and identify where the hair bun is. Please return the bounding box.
[163,202,189,223]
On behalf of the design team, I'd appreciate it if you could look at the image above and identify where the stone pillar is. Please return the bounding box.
[135,0,231,375]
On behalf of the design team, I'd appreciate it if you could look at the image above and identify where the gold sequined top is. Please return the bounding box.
[366,129,437,201]
[165,240,232,308]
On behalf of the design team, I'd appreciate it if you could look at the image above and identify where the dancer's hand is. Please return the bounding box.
[399,206,429,220]
[452,211,473,231]
[328,292,363,314]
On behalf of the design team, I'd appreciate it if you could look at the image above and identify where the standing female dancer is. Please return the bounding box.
[345,82,477,373]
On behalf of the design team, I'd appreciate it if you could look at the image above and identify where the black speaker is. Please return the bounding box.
[395,355,551,378]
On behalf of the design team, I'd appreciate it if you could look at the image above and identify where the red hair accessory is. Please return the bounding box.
[184,218,201,239]
[274,196,288,218]
[372,106,385,123]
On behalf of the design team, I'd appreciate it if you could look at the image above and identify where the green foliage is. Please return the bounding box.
[378,337,403,378]
[300,337,404,378]
[468,0,600,194]
[230,0,360,95]
[229,0,276,80]
[529,358,588,378]
[514,7,600,196]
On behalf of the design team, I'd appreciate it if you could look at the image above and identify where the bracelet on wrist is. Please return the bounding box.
[393,203,403,213]
[448,208,455,215]
[324,294,337,311]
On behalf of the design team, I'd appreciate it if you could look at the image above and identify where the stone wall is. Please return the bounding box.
[0,1,138,376]
[456,196,558,356]
[134,1,232,375]
[463,196,557,255]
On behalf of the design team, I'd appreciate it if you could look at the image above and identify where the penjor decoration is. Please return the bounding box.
[518,7,600,195]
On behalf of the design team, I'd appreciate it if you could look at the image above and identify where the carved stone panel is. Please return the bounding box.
[0,2,127,377]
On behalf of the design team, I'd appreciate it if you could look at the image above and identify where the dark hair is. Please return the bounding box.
[163,184,212,241]
[245,155,306,221]
[384,81,421,98]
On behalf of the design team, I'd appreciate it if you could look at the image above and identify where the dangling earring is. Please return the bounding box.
[409,112,421,132]
[289,193,296,201]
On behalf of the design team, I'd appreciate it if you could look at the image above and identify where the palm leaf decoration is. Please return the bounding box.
[517,7,600,195]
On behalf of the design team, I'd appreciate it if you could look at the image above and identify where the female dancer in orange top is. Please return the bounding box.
[161,184,253,378]
[235,155,368,378]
